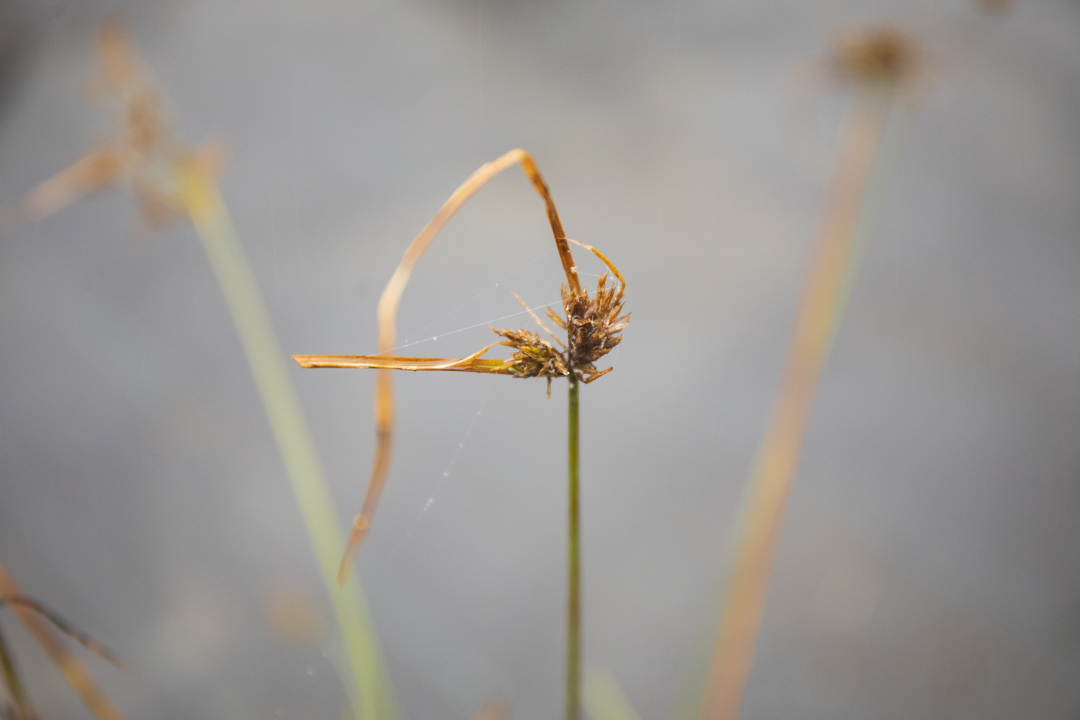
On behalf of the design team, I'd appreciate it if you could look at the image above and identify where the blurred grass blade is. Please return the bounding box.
[584,668,641,720]
[0,596,125,670]
[697,89,894,720]
[174,162,399,720]
[829,101,915,349]
[0,622,33,720]
[671,96,913,720]
[0,560,125,720]
[664,503,745,720]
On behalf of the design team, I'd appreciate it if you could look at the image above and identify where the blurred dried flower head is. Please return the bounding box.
[829,25,925,93]
[9,20,225,232]
[262,581,328,647]
[974,0,1013,14]
[472,697,511,720]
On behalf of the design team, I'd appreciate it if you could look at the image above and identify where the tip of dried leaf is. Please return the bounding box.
[337,515,370,586]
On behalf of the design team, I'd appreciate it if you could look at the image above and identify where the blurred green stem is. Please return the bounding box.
[584,668,642,720]
[567,376,581,720]
[175,165,398,720]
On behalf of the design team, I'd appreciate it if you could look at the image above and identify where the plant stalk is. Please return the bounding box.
[174,165,398,720]
[698,88,894,720]
[0,621,32,720]
[567,375,582,720]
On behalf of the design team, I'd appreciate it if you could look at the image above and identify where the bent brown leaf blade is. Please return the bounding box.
[295,149,628,586]
[299,148,586,585]
[294,356,511,373]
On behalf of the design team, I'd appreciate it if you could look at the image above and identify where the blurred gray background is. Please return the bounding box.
[0,0,1078,718]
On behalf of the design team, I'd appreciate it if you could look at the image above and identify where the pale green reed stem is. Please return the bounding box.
[584,668,643,720]
[176,167,399,720]
[567,376,581,720]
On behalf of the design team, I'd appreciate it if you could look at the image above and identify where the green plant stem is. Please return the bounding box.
[176,168,398,720]
[567,376,581,720]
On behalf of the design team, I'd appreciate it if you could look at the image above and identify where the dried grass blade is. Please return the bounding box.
[340,149,580,583]
[697,91,893,720]
[567,239,626,292]
[0,597,125,670]
[294,355,510,372]
[0,149,128,235]
[0,622,32,720]
[0,560,125,720]
[580,367,613,384]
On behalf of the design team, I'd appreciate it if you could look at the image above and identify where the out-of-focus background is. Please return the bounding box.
[0,0,1077,718]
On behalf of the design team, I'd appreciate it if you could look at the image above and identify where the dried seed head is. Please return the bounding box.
[559,272,628,382]
[829,25,923,89]
[975,0,1012,13]
[491,328,569,380]
[10,20,229,232]
[493,269,628,387]
[92,19,142,97]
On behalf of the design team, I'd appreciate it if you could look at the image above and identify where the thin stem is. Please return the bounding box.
[0,597,124,670]
[174,164,399,720]
[0,621,32,720]
[698,89,893,720]
[0,560,122,720]
[567,375,581,720]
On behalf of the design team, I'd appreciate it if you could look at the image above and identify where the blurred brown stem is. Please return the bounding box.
[0,560,124,720]
[0,622,33,720]
[699,88,893,720]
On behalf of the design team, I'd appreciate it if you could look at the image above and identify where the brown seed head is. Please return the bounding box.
[975,0,1012,13]
[829,25,922,89]
[493,270,628,387]
[558,272,628,381]
[21,19,228,232]
[491,328,569,380]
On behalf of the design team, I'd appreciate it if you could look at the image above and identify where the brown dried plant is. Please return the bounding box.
[0,19,225,234]
[828,25,924,90]
[0,562,124,720]
[974,0,1013,14]
[697,23,927,720]
[294,148,628,585]
[1,23,398,717]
